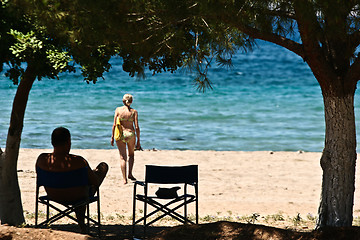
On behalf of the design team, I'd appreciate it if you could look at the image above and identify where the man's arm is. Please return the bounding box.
[83,159,101,187]
[35,153,49,170]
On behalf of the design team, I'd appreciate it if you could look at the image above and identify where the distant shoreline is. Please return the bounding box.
[18,147,324,153]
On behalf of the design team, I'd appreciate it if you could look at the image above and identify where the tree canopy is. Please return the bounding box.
[0,1,75,82]
[16,0,249,89]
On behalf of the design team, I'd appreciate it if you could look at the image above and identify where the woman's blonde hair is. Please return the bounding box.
[123,94,133,107]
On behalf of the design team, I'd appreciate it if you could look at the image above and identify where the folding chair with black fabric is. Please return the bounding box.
[35,166,101,235]
[132,165,198,237]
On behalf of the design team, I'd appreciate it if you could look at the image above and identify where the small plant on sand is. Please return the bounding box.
[24,210,47,220]
[242,213,260,224]
[130,209,143,221]
[160,215,173,222]
[223,215,233,221]
[235,213,259,224]
[250,213,260,224]
[88,214,98,221]
[271,212,285,221]
[263,212,285,223]
[18,223,27,228]
[116,213,125,221]
[306,213,317,222]
[292,213,302,227]
[24,210,35,219]
[202,215,220,222]
[106,215,115,221]
[187,213,196,222]
[353,216,360,226]
[201,215,212,222]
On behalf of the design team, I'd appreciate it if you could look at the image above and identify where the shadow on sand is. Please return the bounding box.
[30,221,360,240]
[31,223,169,240]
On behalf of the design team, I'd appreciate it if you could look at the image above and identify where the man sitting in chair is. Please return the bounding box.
[36,127,108,232]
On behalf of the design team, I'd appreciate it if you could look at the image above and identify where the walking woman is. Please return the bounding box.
[111,94,141,184]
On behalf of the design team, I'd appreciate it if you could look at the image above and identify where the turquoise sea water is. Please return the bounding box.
[1,41,359,152]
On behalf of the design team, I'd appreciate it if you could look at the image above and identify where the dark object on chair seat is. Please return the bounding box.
[155,186,181,199]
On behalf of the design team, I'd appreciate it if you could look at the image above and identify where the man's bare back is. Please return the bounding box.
[36,152,98,202]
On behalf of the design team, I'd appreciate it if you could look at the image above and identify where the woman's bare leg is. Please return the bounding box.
[116,140,128,184]
[127,136,136,180]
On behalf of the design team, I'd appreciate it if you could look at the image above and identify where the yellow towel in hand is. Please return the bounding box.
[114,117,122,141]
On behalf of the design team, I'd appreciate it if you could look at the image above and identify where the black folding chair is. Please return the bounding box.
[35,166,101,235]
[132,165,198,237]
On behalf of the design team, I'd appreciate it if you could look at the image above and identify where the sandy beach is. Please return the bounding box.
[17,149,360,227]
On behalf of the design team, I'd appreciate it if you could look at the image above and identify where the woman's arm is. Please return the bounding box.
[134,110,141,149]
[111,109,118,146]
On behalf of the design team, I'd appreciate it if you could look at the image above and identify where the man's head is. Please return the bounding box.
[51,127,71,148]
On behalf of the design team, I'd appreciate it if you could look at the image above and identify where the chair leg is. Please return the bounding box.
[35,206,38,226]
[87,203,90,233]
[97,194,101,236]
[35,188,39,227]
[196,185,199,224]
[132,189,136,236]
[143,199,147,237]
[196,199,198,224]
[184,184,188,224]
[35,202,39,226]
[46,199,50,222]
[184,197,188,224]
[143,185,148,237]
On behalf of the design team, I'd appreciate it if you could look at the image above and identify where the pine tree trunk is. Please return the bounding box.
[0,65,36,225]
[317,92,357,227]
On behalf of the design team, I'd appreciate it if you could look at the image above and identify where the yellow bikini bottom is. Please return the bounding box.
[115,118,135,143]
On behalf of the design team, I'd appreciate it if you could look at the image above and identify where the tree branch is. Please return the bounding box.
[346,56,360,84]
[254,7,296,20]
[292,0,337,87]
[236,24,305,59]
[292,1,322,56]
[348,30,360,51]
